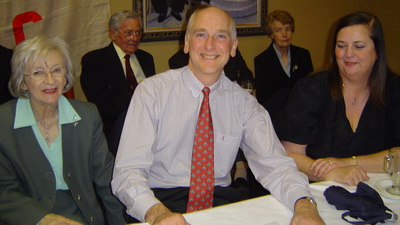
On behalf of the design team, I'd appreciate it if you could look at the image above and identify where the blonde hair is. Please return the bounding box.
[9,35,74,98]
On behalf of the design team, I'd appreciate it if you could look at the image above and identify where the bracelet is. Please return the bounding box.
[296,196,317,207]
[352,156,358,165]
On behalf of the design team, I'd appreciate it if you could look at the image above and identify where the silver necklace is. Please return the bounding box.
[351,96,358,105]
[36,108,57,144]
[38,117,55,143]
[342,83,368,105]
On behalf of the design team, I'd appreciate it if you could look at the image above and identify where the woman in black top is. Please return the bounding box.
[278,11,400,186]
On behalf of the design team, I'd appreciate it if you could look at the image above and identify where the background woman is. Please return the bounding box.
[254,10,314,124]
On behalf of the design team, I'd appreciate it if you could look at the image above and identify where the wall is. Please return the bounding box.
[74,0,400,101]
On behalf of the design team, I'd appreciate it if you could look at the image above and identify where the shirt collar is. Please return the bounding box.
[14,95,81,129]
[272,42,291,59]
[182,66,222,99]
[113,42,133,59]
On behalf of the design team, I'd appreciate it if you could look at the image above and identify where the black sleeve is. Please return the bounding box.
[387,75,400,146]
[168,49,189,69]
[0,46,14,104]
[276,72,327,144]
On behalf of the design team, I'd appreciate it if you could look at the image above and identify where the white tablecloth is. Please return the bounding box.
[130,173,400,225]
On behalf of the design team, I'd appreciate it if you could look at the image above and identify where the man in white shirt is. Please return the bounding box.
[112,6,325,225]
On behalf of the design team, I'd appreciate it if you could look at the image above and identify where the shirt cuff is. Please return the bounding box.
[288,189,313,211]
[131,193,162,222]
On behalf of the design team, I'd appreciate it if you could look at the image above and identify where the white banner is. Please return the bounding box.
[0,0,110,79]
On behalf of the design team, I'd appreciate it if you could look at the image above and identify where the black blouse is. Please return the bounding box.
[277,70,400,159]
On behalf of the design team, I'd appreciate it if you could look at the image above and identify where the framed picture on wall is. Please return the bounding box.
[133,0,267,42]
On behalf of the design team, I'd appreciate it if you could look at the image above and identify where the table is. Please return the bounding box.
[130,173,399,225]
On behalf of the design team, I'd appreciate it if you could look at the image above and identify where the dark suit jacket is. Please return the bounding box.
[169,48,254,83]
[0,45,13,105]
[80,42,155,136]
[254,43,313,121]
[0,99,125,225]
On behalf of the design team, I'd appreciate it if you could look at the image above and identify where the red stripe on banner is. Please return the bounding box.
[12,11,42,45]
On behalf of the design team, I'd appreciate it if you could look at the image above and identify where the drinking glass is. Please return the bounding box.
[240,79,254,94]
[384,147,400,195]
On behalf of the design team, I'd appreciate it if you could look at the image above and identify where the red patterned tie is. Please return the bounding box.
[124,54,138,92]
[187,87,214,212]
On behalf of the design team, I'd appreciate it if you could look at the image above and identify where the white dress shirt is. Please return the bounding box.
[113,42,146,83]
[112,66,311,221]
[273,42,291,77]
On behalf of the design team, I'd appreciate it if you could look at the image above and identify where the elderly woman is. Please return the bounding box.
[0,36,126,225]
[254,10,314,123]
[278,11,400,186]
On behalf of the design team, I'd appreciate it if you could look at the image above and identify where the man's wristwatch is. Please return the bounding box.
[297,196,317,206]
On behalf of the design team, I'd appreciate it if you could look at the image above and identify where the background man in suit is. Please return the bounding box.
[81,10,155,155]
[254,10,313,124]
[0,45,13,105]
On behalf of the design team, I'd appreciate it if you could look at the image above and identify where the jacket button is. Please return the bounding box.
[67,173,71,178]
[77,195,81,201]
[90,216,94,222]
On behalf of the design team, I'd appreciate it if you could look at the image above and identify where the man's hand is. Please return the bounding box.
[145,203,190,225]
[291,198,325,225]
[38,213,82,225]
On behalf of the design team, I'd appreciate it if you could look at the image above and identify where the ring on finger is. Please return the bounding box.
[328,160,333,165]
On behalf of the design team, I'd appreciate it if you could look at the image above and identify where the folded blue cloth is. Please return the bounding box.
[324,182,398,224]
